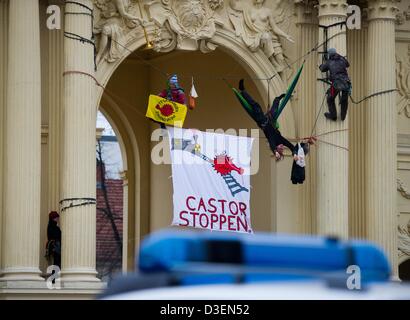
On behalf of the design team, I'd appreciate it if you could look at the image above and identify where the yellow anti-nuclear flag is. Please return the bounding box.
[146,95,187,128]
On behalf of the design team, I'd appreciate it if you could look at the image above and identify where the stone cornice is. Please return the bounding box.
[398,134,410,157]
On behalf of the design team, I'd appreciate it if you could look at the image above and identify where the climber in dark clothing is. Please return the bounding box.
[319,48,351,121]
[46,211,61,268]
[238,79,297,161]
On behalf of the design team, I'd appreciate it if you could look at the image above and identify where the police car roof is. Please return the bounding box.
[103,280,410,300]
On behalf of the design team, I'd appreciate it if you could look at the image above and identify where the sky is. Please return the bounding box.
[97,111,116,136]
[96,111,123,179]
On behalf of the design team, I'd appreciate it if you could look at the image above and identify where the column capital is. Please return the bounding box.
[366,0,400,21]
[316,0,348,20]
[295,0,318,25]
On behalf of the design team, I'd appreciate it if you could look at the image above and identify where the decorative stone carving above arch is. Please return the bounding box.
[145,0,224,52]
[228,0,295,75]
[94,0,145,64]
[92,1,297,137]
[92,1,296,76]
[94,26,297,138]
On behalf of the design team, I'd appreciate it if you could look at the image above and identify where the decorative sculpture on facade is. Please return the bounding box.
[228,0,294,74]
[396,44,410,118]
[399,220,410,261]
[398,178,410,200]
[209,0,224,11]
[145,0,224,52]
[94,0,144,64]
[398,179,410,261]
[396,4,410,25]
[92,0,294,67]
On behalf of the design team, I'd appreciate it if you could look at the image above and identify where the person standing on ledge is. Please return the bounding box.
[319,48,351,121]
[46,211,61,269]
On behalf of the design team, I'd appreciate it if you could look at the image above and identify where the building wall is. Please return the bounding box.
[0,0,8,272]
[146,49,277,233]
[347,26,368,239]
[0,0,409,290]
[100,48,283,236]
[396,2,410,272]
[103,58,152,243]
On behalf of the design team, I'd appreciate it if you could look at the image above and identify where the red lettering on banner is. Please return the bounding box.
[229,201,238,215]
[218,199,227,214]
[189,211,199,227]
[219,214,227,229]
[180,197,250,233]
[210,214,218,229]
[179,211,189,226]
[239,202,247,216]
[228,215,236,231]
[199,213,209,228]
[186,196,196,211]
[198,198,207,212]
[208,198,217,213]
[237,215,249,232]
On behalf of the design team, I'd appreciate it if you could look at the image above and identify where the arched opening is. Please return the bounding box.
[98,98,141,274]
[95,111,125,280]
[94,30,299,267]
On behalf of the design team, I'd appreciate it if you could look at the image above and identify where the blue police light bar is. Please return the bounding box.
[137,229,391,285]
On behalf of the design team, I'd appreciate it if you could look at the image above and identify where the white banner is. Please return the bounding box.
[168,127,254,234]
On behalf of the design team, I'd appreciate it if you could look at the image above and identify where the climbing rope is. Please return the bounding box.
[59,197,97,213]
[63,70,103,87]
[63,1,96,70]
[349,89,398,104]
[310,89,327,137]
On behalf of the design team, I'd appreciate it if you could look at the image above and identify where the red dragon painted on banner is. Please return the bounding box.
[213,154,244,176]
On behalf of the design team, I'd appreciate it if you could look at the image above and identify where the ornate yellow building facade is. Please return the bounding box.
[0,0,409,299]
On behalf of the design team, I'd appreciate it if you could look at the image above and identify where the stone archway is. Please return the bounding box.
[99,93,143,273]
[55,0,300,286]
[95,26,296,138]
[90,1,299,267]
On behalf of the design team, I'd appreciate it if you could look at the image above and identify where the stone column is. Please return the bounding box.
[316,0,349,237]
[61,0,99,283]
[366,0,399,275]
[48,17,64,214]
[1,0,43,281]
[120,170,129,273]
[0,0,9,273]
[295,0,318,234]
[348,27,368,238]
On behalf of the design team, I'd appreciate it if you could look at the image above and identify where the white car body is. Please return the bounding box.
[104,280,410,300]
